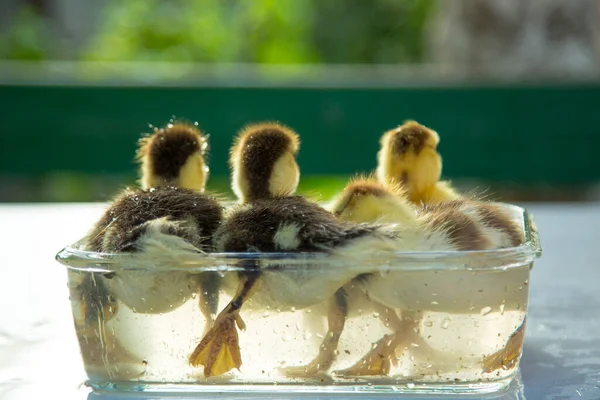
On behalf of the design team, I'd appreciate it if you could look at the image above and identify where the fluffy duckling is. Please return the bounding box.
[71,186,223,379]
[329,178,525,376]
[377,120,460,204]
[188,123,440,378]
[377,121,527,374]
[135,122,222,330]
[70,123,223,378]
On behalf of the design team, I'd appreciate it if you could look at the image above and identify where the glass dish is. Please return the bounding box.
[55,203,541,396]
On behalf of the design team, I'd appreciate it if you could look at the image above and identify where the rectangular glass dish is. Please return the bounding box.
[55,203,541,396]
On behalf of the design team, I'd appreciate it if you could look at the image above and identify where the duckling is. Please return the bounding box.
[329,178,526,376]
[135,122,221,330]
[377,120,527,374]
[188,123,448,378]
[70,186,223,378]
[70,123,223,378]
[376,120,460,204]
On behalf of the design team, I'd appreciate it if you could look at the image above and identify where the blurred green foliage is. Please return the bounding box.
[1,0,436,63]
[0,5,52,60]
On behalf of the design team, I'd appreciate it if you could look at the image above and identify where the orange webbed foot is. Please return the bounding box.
[189,313,245,378]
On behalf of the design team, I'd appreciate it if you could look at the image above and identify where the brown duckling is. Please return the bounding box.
[188,123,435,378]
[135,122,222,330]
[70,123,223,378]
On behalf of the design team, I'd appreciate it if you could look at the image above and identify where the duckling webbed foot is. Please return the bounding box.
[333,333,401,377]
[334,309,442,377]
[189,271,257,378]
[189,311,244,378]
[483,318,526,373]
[279,342,337,378]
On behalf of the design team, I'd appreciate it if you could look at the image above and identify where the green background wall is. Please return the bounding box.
[1,84,599,185]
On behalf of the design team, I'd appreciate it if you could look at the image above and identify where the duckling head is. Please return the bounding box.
[137,123,209,191]
[230,122,300,203]
[376,120,442,200]
[330,176,416,224]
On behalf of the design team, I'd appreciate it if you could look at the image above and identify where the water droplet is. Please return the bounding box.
[306,309,312,313]
[290,307,296,312]
[500,304,506,315]
[372,312,380,318]
[424,321,433,327]
[194,121,199,126]
[263,311,270,317]
[441,318,450,329]
[410,343,419,348]
[406,383,415,388]
[421,362,432,369]
[431,301,439,305]
[480,306,492,316]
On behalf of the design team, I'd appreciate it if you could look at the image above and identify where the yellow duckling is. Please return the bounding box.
[377,120,460,204]
[329,178,526,376]
[377,120,527,373]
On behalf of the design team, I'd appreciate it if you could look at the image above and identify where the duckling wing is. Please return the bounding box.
[85,187,223,252]
[214,196,382,253]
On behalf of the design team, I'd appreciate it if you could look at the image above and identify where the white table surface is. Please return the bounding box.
[0,202,598,400]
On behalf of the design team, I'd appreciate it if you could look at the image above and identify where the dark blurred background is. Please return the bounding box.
[1,0,599,203]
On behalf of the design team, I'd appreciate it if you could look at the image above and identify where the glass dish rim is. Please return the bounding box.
[55,203,541,273]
